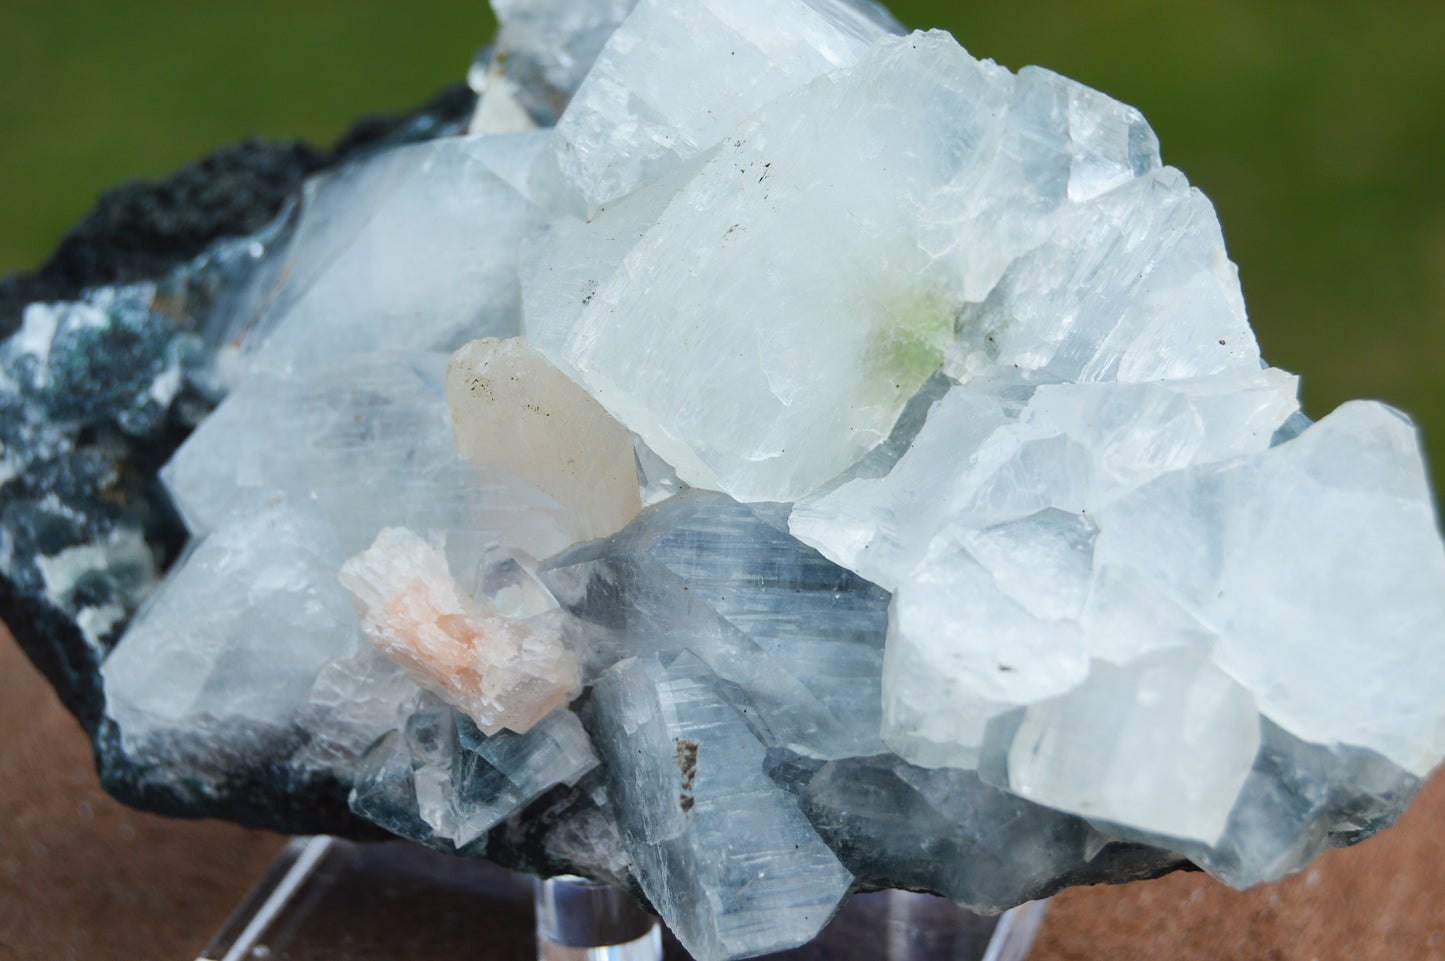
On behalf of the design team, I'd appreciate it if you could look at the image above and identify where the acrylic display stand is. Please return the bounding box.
[536,874,664,961]
[195,836,1047,961]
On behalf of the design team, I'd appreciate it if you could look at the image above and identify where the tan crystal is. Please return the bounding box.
[447,337,642,543]
[339,526,582,736]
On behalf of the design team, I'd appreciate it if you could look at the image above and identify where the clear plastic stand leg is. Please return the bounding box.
[534,875,664,961]
[197,837,1044,960]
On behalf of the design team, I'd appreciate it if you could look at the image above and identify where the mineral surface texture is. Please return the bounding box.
[4,0,1443,959]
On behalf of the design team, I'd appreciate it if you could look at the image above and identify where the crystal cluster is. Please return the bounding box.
[3,1,1443,959]
[340,526,582,737]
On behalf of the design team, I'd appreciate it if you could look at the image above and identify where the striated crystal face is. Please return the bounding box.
[540,490,891,761]
[0,0,1429,959]
[585,652,855,959]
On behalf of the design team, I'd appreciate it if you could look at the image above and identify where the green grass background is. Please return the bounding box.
[2,0,1443,490]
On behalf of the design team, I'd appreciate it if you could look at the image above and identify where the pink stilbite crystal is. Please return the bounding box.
[339,526,582,735]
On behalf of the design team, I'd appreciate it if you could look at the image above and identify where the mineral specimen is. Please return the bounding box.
[4,0,1444,959]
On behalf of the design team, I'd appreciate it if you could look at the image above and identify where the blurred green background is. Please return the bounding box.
[2,0,1443,487]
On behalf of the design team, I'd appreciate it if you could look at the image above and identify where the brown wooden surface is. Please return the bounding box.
[0,628,288,961]
[2,623,1442,960]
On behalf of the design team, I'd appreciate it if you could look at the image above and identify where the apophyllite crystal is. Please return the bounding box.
[2,0,1443,959]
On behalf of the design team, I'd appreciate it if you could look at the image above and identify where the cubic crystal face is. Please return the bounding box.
[1,1,1441,960]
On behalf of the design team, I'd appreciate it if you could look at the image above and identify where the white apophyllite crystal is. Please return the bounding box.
[103,498,359,752]
[295,644,430,769]
[1099,401,1445,776]
[339,526,582,736]
[409,705,598,848]
[877,399,1445,842]
[1004,648,1260,844]
[509,0,1445,868]
[226,133,546,381]
[521,0,908,501]
[477,0,637,128]
[527,32,973,500]
[162,351,578,581]
[791,366,1301,591]
[528,0,900,219]
[525,29,1258,504]
[447,337,641,542]
[298,645,599,851]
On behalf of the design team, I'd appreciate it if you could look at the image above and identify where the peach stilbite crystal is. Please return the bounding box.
[339,526,582,735]
[447,337,642,542]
